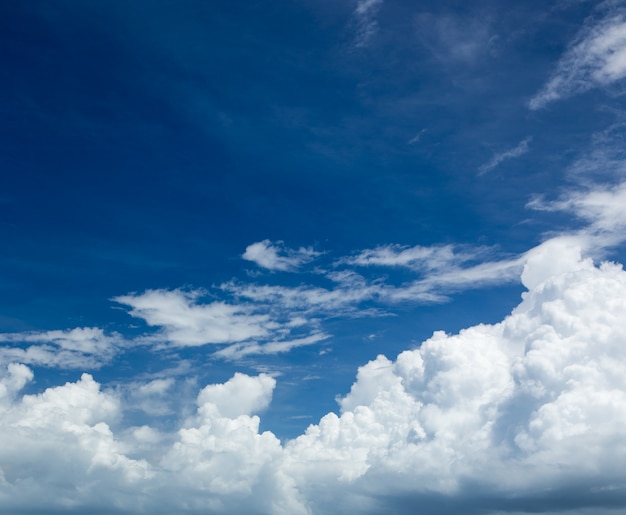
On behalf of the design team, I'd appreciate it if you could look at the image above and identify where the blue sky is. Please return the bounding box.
[2,0,626,513]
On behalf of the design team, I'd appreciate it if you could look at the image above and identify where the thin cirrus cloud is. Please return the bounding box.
[1,235,626,513]
[478,137,532,175]
[343,243,482,271]
[214,332,330,360]
[529,6,626,109]
[350,0,384,48]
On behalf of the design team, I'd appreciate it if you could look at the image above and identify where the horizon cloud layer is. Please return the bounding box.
[1,237,626,514]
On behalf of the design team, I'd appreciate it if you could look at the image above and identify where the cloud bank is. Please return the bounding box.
[1,237,626,513]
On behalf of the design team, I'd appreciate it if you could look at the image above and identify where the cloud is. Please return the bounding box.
[0,327,121,369]
[478,137,532,175]
[243,240,320,271]
[415,13,495,65]
[8,182,626,367]
[530,7,626,109]
[215,332,330,360]
[407,129,427,145]
[527,181,626,251]
[2,240,626,513]
[383,254,526,302]
[0,369,152,512]
[283,246,626,513]
[113,289,276,346]
[350,0,384,49]
[344,243,481,271]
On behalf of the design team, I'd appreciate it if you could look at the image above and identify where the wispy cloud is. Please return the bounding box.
[527,180,626,252]
[530,6,626,109]
[350,0,384,48]
[408,129,427,145]
[7,179,626,366]
[215,332,330,360]
[243,240,320,272]
[0,327,121,369]
[415,13,495,65]
[478,137,532,175]
[343,243,483,271]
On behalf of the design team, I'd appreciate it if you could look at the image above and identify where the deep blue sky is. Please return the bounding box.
[2,1,626,514]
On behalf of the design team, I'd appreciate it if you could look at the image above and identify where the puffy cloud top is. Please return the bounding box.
[2,245,626,514]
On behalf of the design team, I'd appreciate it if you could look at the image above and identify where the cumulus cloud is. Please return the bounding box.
[530,6,626,109]
[243,240,320,272]
[0,369,152,512]
[478,137,532,175]
[283,244,626,513]
[0,327,122,368]
[2,240,626,513]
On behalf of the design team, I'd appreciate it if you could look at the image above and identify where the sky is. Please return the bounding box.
[2,0,626,513]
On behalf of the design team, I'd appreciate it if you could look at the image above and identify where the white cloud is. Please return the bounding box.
[113,289,276,346]
[0,327,121,369]
[530,7,626,109]
[243,240,320,271]
[3,239,626,513]
[0,369,152,511]
[7,183,625,369]
[383,254,526,302]
[283,248,626,513]
[0,240,626,514]
[345,243,481,271]
[478,137,532,175]
[527,181,626,252]
[196,372,275,419]
[215,332,330,360]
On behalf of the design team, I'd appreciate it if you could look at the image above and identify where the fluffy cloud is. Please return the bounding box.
[243,240,320,272]
[283,242,626,513]
[530,6,626,109]
[1,239,626,513]
[0,369,152,512]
